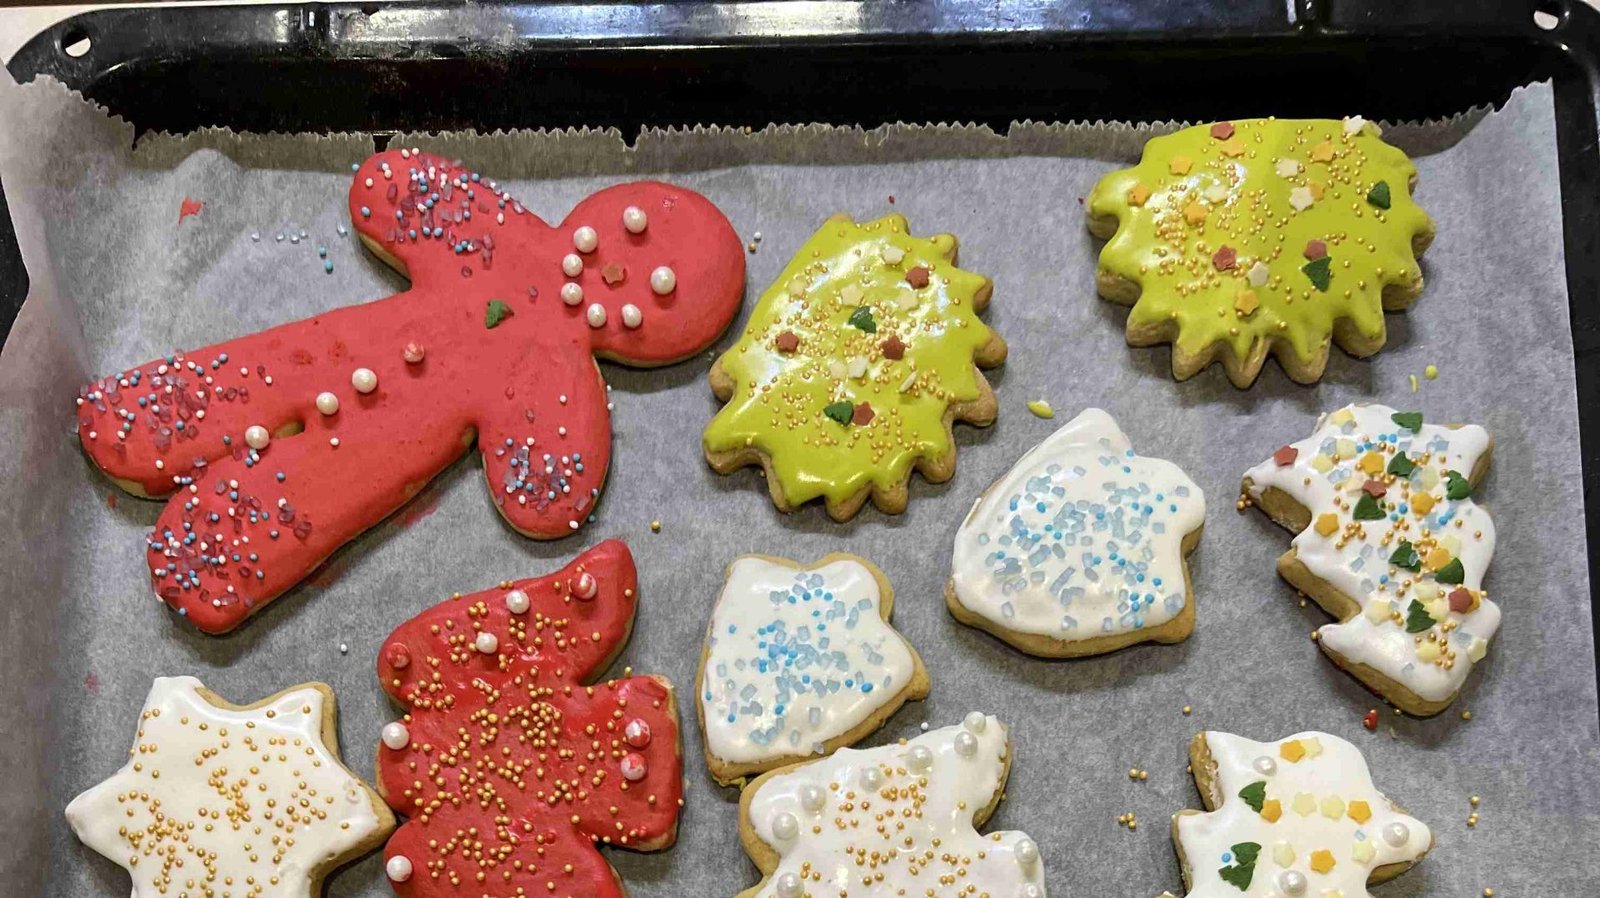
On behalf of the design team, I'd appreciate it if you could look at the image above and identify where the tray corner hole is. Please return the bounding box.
[60,26,92,59]
[1532,0,1567,31]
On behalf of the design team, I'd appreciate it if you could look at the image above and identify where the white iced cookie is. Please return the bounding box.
[1171,730,1432,897]
[1242,403,1498,715]
[698,553,928,786]
[736,713,1046,898]
[948,407,1205,657]
[64,676,394,898]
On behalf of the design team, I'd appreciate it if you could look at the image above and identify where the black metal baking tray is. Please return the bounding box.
[3,0,1599,703]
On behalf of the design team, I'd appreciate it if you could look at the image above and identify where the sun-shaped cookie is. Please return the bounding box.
[704,213,1006,521]
[1087,118,1433,387]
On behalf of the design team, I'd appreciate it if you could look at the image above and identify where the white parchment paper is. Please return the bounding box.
[1,72,1595,897]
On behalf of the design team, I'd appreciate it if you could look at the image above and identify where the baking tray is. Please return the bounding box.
[6,0,1598,708]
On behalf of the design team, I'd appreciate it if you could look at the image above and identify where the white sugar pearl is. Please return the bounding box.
[475,631,499,654]
[573,225,598,253]
[574,572,598,600]
[351,367,378,394]
[561,282,584,306]
[621,303,643,329]
[1383,822,1411,846]
[1015,837,1039,866]
[860,766,883,790]
[504,588,530,614]
[774,872,802,898]
[1253,756,1278,776]
[385,855,413,882]
[907,745,933,770]
[1021,885,1044,898]
[381,722,410,750]
[315,391,340,415]
[622,205,648,234]
[799,784,826,812]
[963,712,987,733]
[954,731,979,758]
[620,752,647,781]
[586,303,607,328]
[1277,871,1307,895]
[562,253,584,277]
[244,425,270,450]
[649,265,676,295]
[771,811,799,841]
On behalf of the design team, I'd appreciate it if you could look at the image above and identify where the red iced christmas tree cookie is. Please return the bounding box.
[374,539,682,898]
[74,149,745,632]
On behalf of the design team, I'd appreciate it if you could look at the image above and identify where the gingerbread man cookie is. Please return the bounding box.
[697,553,929,785]
[66,675,395,898]
[374,539,682,898]
[704,213,1006,521]
[1241,403,1498,715]
[1168,730,1432,897]
[948,408,1205,657]
[74,149,745,632]
[735,713,1046,898]
[1087,118,1433,386]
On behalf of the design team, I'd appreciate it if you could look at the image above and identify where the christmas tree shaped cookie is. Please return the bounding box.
[948,407,1205,657]
[698,553,929,785]
[704,213,1007,521]
[1242,404,1498,715]
[66,676,395,898]
[735,713,1046,898]
[1168,731,1432,897]
[1087,118,1433,387]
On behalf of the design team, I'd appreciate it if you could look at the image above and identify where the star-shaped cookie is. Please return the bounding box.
[948,407,1205,657]
[1241,403,1498,715]
[698,553,929,785]
[1087,118,1433,386]
[1169,730,1432,897]
[735,713,1046,898]
[65,676,394,898]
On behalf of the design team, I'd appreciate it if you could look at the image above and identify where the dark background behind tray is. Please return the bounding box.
[3,0,1599,707]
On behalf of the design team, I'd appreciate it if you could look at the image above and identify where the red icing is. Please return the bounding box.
[74,150,745,632]
[376,540,681,898]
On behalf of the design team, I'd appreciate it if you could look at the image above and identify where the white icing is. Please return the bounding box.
[64,676,386,898]
[1243,403,1500,702]
[746,715,1046,898]
[951,408,1205,641]
[1176,730,1431,897]
[702,556,916,765]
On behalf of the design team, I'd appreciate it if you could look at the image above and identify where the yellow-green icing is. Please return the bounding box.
[1087,117,1432,365]
[703,213,996,507]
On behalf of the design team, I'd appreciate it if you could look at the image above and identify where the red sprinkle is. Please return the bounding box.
[601,263,626,285]
[1363,709,1379,731]
[905,267,931,289]
[852,402,875,426]
[1273,445,1298,467]
[1304,239,1328,260]
[1362,479,1388,498]
[1212,245,1237,271]
[178,197,205,223]
[774,331,800,354]
[1210,121,1236,140]
[1449,588,1474,613]
[881,336,906,360]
